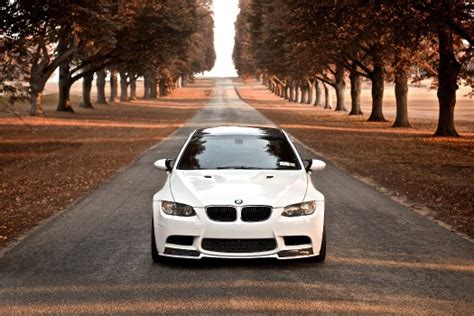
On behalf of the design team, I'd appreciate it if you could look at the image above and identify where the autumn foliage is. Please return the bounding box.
[233,0,473,136]
[1,0,215,115]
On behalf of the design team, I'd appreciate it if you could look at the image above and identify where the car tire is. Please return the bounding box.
[313,226,326,263]
[151,219,161,263]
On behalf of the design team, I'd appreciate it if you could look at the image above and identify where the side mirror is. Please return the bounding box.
[303,159,326,172]
[154,159,174,172]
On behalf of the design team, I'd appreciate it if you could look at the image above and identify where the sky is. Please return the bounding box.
[203,0,239,77]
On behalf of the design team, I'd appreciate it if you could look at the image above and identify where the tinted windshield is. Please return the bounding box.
[177,133,301,170]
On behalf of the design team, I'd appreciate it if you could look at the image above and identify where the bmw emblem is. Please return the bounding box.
[235,199,243,205]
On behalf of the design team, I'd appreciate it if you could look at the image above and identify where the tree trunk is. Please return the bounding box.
[335,63,347,111]
[349,69,363,115]
[150,77,158,98]
[301,85,307,104]
[96,69,107,104]
[28,36,72,116]
[143,75,151,99]
[295,85,300,103]
[323,82,332,109]
[119,71,128,101]
[129,77,137,100]
[315,79,322,106]
[182,75,188,87]
[29,90,44,116]
[393,68,411,127]
[368,55,386,121]
[289,84,294,102]
[434,25,461,136]
[56,62,74,112]
[166,81,173,95]
[159,78,168,97]
[310,80,316,105]
[80,73,94,108]
[143,79,148,99]
[307,81,313,104]
[109,70,118,102]
[28,72,46,116]
[284,84,290,100]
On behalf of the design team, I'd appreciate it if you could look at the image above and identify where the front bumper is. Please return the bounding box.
[152,202,325,260]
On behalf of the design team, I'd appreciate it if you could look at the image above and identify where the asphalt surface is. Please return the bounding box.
[1,78,473,314]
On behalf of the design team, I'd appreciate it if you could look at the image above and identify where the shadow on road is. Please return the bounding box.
[152,256,318,270]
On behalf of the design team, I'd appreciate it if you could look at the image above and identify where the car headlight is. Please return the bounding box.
[282,201,317,217]
[161,201,196,216]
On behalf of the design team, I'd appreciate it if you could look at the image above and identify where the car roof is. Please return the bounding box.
[194,126,286,138]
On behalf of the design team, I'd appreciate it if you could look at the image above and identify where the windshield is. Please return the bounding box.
[177,133,301,170]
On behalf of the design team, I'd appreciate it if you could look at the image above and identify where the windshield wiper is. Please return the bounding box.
[216,166,262,170]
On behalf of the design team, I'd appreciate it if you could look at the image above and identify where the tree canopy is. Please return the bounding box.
[233,0,473,136]
[1,0,215,114]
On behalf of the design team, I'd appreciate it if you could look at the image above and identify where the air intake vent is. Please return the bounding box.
[166,235,194,246]
[283,236,311,246]
[202,238,276,253]
[206,206,237,222]
[241,206,272,222]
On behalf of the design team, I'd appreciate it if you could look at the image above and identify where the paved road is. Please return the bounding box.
[1,78,473,314]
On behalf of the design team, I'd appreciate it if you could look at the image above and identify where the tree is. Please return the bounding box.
[55,1,143,111]
[75,0,215,108]
[0,35,30,107]
[233,0,473,136]
[419,0,473,136]
[2,0,111,115]
[2,0,215,114]
[233,0,257,77]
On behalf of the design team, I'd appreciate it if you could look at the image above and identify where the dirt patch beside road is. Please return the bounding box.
[0,79,212,249]
[236,79,473,239]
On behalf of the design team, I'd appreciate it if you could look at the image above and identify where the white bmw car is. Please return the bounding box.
[152,126,326,261]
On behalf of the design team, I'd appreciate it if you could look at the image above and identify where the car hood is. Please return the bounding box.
[169,170,308,208]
